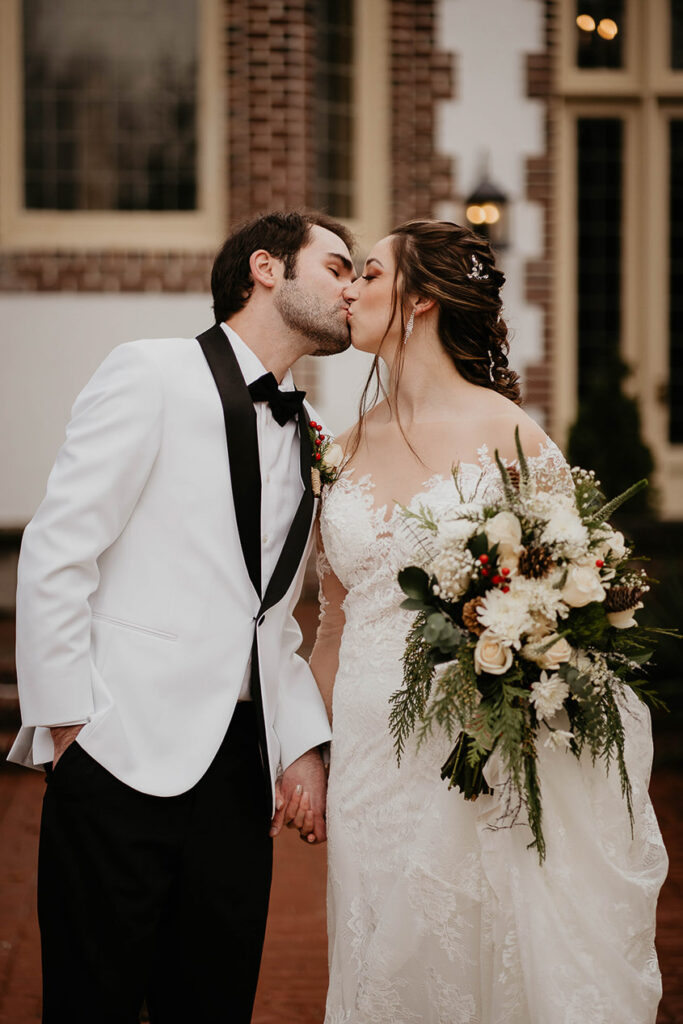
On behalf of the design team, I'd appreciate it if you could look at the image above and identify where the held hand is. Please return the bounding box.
[50,725,83,767]
[269,748,327,844]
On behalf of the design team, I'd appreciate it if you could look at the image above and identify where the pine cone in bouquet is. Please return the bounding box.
[518,545,554,579]
[462,597,485,635]
[605,584,644,612]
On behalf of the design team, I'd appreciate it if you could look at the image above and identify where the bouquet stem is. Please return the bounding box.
[441,732,494,800]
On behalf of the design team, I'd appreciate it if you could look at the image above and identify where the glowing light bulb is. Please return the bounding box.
[482,203,501,225]
[597,18,618,40]
[466,205,486,225]
[576,14,596,32]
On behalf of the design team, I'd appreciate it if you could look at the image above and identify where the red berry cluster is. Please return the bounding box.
[477,553,511,593]
[310,421,326,462]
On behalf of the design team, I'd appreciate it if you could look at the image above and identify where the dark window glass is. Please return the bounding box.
[672,0,683,69]
[670,120,683,443]
[576,118,623,397]
[22,0,198,211]
[575,1,624,69]
[313,0,354,219]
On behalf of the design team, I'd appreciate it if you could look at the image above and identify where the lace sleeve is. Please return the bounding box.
[309,519,347,723]
[525,439,574,497]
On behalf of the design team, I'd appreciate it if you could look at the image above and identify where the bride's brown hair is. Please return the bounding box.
[349,220,521,459]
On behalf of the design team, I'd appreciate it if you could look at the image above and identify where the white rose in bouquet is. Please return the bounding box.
[561,564,606,608]
[473,630,514,675]
[529,671,570,721]
[523,633,573,670]
[595,528,627,562]
[485,511,522,552]
[607,602,644,629]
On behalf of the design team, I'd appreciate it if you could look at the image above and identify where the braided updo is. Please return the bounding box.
[389,220,520,403]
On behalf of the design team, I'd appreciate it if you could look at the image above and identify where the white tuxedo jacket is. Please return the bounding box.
[9,325,332,804]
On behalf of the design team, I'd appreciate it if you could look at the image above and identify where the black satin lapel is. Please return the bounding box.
[260,406,314,615]
[197,325,262,597]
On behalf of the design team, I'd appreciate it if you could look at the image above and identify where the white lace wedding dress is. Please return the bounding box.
[318,442,668,1024]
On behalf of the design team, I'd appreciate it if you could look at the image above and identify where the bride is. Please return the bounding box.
[310,220,668,1023]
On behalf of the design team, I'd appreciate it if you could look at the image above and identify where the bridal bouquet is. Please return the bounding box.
[389,430,672,861]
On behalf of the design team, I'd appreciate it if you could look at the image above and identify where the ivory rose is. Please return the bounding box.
[485,511,522,552]
[523,633,573,670]
[474,630,514,675]
[561,564,606,608]
[324,443,344,471]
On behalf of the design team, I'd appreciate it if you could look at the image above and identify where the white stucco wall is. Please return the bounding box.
[0,293,371,526]
[437,0,546,419]
[0,294,214,526]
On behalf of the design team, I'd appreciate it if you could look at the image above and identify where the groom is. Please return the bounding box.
[9,210,355,1022]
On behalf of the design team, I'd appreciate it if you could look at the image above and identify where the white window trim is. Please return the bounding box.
[648,0,683,93]
[0,0,225,251]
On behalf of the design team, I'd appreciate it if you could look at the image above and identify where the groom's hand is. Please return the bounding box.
[270,748,327,844]
[50,725,83,767]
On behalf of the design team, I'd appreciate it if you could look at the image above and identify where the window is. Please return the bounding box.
[314,0,354,219]
[575,1,625,69]
[0,0,224,249]
[576,118,623,395]
[557,0,683,517]
[23,0,198,213]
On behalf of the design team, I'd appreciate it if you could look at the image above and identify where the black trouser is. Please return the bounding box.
[38,703,273,1024]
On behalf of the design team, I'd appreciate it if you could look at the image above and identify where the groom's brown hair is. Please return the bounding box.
[211,210,354,323]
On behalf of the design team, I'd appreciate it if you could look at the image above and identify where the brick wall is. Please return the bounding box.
[522,0,558,427]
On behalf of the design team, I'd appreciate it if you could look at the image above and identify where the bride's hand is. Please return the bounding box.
[269,749,327,844]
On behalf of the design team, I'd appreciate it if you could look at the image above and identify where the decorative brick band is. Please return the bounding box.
[522,0,558,426]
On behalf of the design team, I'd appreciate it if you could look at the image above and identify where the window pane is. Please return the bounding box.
[576,118,623,396]
[670,120,683,443]
[672,0,683,69]
[22,0,198,211]
[575,1,624,69]
[313,0,354,219]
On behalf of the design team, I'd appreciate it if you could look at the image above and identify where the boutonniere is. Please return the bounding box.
[308,420,343,498]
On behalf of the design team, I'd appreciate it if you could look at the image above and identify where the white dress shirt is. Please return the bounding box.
[220,323,305,699]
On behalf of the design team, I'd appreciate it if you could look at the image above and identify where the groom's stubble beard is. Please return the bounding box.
[274,276,351,356]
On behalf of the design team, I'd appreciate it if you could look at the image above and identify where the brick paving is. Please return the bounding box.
[0,762,680,1023]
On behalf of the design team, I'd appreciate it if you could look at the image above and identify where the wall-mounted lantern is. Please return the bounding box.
[465,165,509,249]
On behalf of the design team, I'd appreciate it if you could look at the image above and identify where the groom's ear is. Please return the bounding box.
[249,249,282,290]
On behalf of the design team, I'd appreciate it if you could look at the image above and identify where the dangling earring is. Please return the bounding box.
[403,308,415,345]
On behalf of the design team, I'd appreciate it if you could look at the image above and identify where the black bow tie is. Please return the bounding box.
[247,372,306,427]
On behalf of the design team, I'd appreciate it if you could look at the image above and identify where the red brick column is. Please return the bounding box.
[389,0,454,226]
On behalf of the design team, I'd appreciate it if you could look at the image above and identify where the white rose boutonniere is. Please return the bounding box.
[474,630,514,675]
[309,422,343,497]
